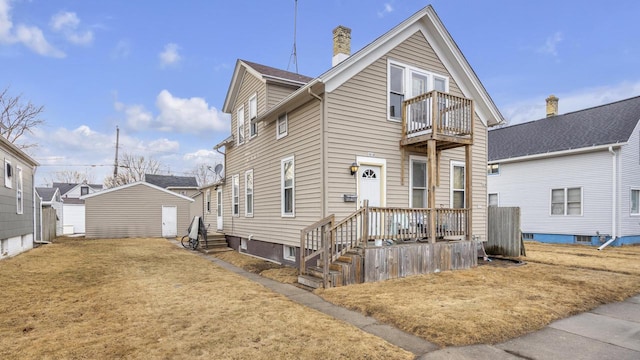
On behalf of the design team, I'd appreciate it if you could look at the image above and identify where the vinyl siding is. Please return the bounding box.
[0,151,35,240]
[223,70,322,246]
[84,183,192,238]
[619,120,640,236]
[488,150,613,236]
[267,83,299,109]
[325,30,488,240]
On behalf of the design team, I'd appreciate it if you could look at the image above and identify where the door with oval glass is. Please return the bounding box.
[358,165,382,241]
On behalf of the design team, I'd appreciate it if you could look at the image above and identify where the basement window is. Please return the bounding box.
[575,235,591,243]
[283,245,296,262]
[240,238,247,251]
[522,233,534,240]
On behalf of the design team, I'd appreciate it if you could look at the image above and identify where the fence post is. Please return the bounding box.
[361,200,369,248]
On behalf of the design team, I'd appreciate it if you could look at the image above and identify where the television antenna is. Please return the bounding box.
[287,0,299,73]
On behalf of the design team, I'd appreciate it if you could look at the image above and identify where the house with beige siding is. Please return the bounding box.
[213,6,503,287]
[1,135,38,259]
[488,95,640,247]
[82,182,193,239]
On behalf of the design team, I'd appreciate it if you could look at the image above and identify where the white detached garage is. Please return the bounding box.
[81,182,194,239]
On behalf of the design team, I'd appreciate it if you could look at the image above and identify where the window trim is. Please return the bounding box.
[16,165,23,214]
[249,93,258,138]
[450,161,465,208]
[487,163,500,175]
[245,169,254,217]
[550,187,583,216]
[276,113,288,139]
[281,156,295,217]
[387,59,450,122]
[4,159,12,189]
[283,245,296,262]
[236,105,245,145]
[409,155,427,208]
[205,189,211,214]
[232,174,239,217]
[631,188,639,216]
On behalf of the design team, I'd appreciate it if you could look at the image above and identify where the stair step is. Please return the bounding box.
[201,247,233,254]
[298,274,324,289]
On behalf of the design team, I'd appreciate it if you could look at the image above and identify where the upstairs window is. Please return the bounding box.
[277,114,288,139]
[4,159,12,188]
[488,193,499,207]
[389,64,404,120]
[249,94,258,137]
[232,174,239,216]
[237,106,245,145]
[487,164,500,175]
[80,186,89,196]
[16,166,23,214]
[551,187,582,216]
[388,60,449,121]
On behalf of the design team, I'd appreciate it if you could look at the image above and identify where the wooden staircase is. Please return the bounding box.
[298,249,364,289]
[199,232,233,254]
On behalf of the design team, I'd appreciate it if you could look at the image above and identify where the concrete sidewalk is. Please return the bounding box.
[182,242,640,359]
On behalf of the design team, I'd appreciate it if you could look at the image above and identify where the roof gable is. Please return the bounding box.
[80,181,195,202]
[0,134,39,167]
[36,187,60,202]
[53,182,103,196]
[144,174,198,188]
[489,96,640,161]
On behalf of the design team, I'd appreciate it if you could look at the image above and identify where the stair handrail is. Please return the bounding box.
[299,214,335,278]
[327,200,369,264]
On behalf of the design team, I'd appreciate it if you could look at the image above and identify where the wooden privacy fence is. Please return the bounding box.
[487,206,522,257]
[41,207,57,243]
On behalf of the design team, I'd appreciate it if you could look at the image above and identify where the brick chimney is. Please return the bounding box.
[546,95,559,117]
[332,25,351,66]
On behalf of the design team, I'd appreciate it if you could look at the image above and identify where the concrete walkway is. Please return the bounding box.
[181,243,640,360]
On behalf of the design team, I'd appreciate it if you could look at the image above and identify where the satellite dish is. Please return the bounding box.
[213,164,223,175]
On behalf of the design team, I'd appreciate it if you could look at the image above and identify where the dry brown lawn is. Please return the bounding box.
[211,251,298,284]
[316,241,640,347]
[0,238,412,360]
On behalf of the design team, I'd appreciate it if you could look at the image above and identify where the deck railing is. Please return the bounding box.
[403,90,473,139]
[300,214,334,281]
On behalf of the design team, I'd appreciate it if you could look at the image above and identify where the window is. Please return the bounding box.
[245,170,253,217]
[410,157,427,208]
[283,245,296,261]
[487,164,500,175]
[205,189,211,214]
[249,94,258,137]
[240,238,247,251]
[4,159,12,188]
[277,113,288,139]
[216,189,223,217]
[575,235,591,243]
[522,233,534,240]
[551,187,582,216]
[16,166,23,214]
[237,106,245,145]
[281,156,295,217]
[80,186,89,196]
[387,60,449,121]
[631,189,639,215]
[232,174,239,216]
[1,239,7,256]
[451,162,465,208]
[488,193,499,207]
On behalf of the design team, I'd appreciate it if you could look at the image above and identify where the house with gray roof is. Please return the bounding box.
[488,95,640,246]
[36,187,63,236]
[144,174,199,196]
[51,181,103,234]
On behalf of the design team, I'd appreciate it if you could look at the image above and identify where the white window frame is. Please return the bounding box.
[488,193,499,207]
[487,163,500,175]
[281,156,295,217]
[245,169,253,217]
[232,174,239,217]
[283,245,296,261]
[16,165,23,214]
[240,238,247,251]
[236,105,245,145]
[205,189,211,214]
[249,93,258,138]
[4,159,12,189]
[387,59,449,122]
[216,188,223,217]
[409,155,427,208]
[550,187,583,216]
[630,189,639,215]
[450,161,465,208]
[276,113,288,139]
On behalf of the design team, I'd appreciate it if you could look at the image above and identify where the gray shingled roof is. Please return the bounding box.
[241,59,314,84]
[145,174,198,188]
[53,182,103,196]
[489,96,640,161]
[36,187,57,202]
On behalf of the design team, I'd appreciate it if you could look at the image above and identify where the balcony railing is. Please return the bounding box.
[403,90,473,140]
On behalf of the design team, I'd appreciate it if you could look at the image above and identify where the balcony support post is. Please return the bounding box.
[465,144,473,241]
[427,139,437,243]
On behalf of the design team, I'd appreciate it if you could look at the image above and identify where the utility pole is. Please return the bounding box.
[113,126,120,177]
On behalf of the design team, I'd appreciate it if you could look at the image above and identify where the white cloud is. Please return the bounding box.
[159,43,181,67]
[184,149,221,163]
[155,90,229,133]
[0,0,65,57]
[377,3,394,18]
[50,11,94,45]
[501,80,640,125]
[114,101,153,130]
[537,31,563,57]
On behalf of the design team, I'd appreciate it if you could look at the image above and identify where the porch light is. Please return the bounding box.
[350,162,359,176]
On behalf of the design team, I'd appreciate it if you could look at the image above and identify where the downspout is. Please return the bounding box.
[599,146,618,250]
[33,167,49,244]
[308,87,325,217]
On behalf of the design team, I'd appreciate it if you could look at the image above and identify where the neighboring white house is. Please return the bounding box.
[53,181,103,234]
[488,95,640,246]
[36,187,64,236]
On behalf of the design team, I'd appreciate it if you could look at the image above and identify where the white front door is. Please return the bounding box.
[161,206,177,237]
[359,165,382,207]
[216,188,223,231]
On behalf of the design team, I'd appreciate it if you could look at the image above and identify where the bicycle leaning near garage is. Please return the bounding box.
[181,216,208,251]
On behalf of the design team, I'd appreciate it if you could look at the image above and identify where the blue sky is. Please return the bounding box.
[2,0,639,186]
